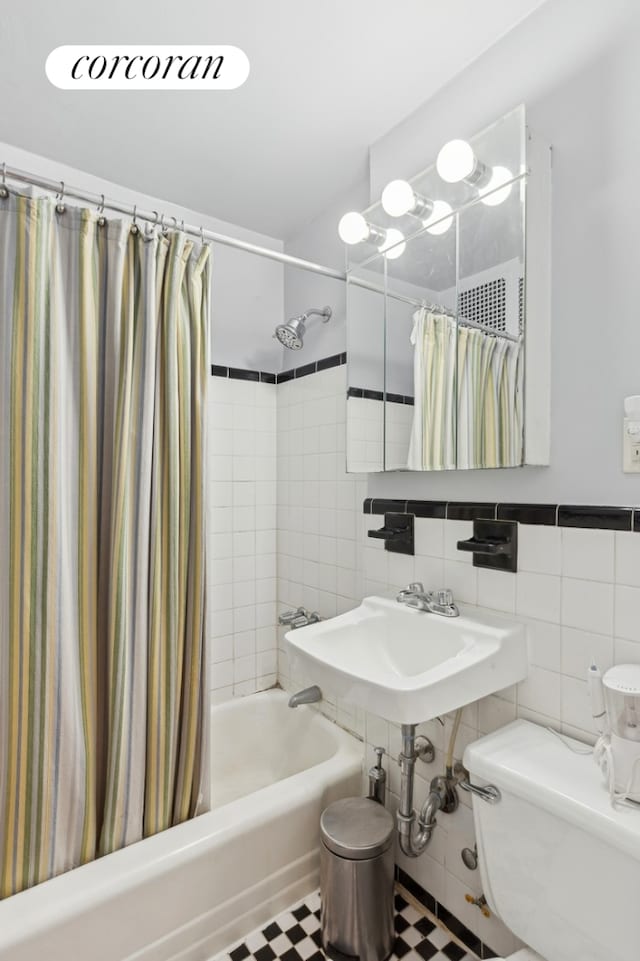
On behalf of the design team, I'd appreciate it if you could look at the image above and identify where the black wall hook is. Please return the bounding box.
[457,518,518,572]
[368,512,414,555]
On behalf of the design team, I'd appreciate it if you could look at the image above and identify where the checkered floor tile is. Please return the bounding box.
[213,888,479,961]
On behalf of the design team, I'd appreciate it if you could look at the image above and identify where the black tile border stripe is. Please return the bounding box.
[211,352,346,385]
[395,868,493,959]
[348,386,415,406]
[364,498,640,531]
[557,504,633,531]
[497,503,557,525]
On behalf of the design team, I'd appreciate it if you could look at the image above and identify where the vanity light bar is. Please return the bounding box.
[436,140,513,205]
[337,211,406,260]
[338,135,518,253]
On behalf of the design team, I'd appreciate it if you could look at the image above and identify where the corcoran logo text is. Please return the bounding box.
[46,46,250,90]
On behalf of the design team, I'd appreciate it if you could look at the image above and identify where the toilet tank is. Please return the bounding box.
[464,720,640,961]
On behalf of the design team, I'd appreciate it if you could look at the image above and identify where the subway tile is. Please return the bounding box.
[614,637,640,664]
[517,665,561,719]
[233,631,256,659]
[414,556,446,588]
[615,531,640,587]
[561,578,614,635]
[444,560,477,605]
[526,619,562,672]
[615,585,640,641]
[477,568,516,613]
[518,524,561,575]
[212,660,234,690]
[414,517,445,557]
[478,694,517,735]
[445,520,473,562]
[210,634,233,664]
[561,627,613,679]
[516,572,561,623]
[561,675,595,734]
[561,527,614,582]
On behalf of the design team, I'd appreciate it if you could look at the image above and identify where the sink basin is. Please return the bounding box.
[284,595,528,724]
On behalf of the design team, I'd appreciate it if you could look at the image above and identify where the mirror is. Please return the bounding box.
[346,105,528,472]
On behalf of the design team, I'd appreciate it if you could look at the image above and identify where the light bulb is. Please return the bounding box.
[381,179,416,218]
[380,228,406,260]
[338,211,369,245]
[436,139,476,183]
[423,200,453,235]
[480,166,513,206]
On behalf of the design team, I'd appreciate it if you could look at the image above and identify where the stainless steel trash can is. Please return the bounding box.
[320,797,395,961]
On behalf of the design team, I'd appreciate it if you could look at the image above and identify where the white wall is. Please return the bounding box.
[286,0,640,504]
[0,140,285,373]
[281,180,368,371]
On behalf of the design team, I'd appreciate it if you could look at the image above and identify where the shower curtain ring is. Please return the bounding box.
[180,219,184,232]
[200,225,205,244]
[97,193,106,227]
[145,210,158,238]
[131,204,139,234]
[0,162,8,199]
[56,180,66,215]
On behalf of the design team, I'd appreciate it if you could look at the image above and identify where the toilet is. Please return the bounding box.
[463,719,640,961]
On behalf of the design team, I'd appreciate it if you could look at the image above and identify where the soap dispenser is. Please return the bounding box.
[368,747,387,805]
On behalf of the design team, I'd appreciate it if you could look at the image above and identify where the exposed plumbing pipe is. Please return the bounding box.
[397,725,444,858]
[397,711,464,858]
[446,708,463,777]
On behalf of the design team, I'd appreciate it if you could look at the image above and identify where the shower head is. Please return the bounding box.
[275,316,306,350]
[275,306,332,351]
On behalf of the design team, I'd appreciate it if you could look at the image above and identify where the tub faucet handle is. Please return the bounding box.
[279,607,305,625]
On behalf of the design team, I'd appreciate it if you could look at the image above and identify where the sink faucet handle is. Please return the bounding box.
[437,589,454,607]
[408,582,424,594]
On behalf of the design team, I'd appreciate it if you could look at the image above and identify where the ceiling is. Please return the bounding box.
[1,0,550,240]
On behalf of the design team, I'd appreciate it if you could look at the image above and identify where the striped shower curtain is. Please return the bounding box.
[0,191,210,899]
[407,308,523,470]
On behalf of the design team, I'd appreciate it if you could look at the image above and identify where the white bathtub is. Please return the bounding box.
[0,689,362,961]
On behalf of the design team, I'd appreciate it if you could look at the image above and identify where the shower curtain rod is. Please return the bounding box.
[1,162,346,281]
[382,288,521,343]
[1,164,522,342]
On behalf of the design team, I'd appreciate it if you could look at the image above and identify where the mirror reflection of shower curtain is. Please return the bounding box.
[0,191,210,899]
[408,311,457,470]
[408,308,523,470]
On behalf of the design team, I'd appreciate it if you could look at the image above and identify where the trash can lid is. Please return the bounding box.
[320,797,394,860]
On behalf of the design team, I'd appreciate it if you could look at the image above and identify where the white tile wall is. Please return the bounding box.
[277,365,367,626]
[346,396,383,473]
[209,363,640,954]
[208,376,278,702]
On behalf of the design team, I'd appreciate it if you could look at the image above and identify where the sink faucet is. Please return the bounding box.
[397,583,459,618]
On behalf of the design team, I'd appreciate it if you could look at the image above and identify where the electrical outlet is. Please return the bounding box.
[623,396,640,472]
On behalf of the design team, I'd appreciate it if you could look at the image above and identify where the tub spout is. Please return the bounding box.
[288,685,322,708]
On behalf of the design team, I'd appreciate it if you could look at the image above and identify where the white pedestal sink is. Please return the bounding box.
[284,595,528,724]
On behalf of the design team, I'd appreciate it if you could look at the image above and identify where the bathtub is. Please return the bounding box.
[0,689,362,961]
